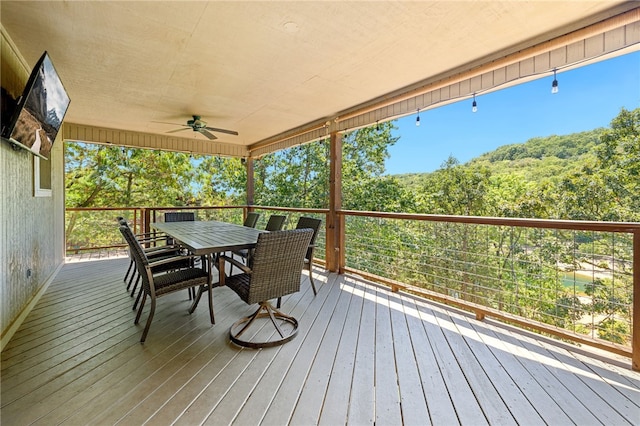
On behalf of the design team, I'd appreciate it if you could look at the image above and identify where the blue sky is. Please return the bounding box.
[385,50,640,175]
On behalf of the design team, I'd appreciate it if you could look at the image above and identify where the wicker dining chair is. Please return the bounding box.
[164,211,195,222]
[243,212,261,228]
[231,214,287,275]
[218,228,313,348]
[117,217,180,291]
[119,217,198,309]
[119,225,216,342]
[164,211,197,299]
[295,217,323,295]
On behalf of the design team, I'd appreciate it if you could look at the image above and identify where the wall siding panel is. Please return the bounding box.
[1,27,64,349]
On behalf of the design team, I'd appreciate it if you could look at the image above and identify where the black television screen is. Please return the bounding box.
[1,51,70,159]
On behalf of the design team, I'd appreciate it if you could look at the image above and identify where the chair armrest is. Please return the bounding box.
[143,244,181,254]
[136,235,170,244]
[135,230,166,236]
[148,254,201,268]
[219,254,252,275]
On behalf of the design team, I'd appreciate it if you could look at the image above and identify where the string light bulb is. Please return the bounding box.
[551,69,559,94]
[376,120,380,131]
[415,109,421,126]
[472,93,478,113]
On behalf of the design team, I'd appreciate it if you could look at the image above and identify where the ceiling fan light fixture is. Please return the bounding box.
[162,115,238,140]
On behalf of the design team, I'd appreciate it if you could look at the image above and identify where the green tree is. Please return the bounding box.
[417,156,491,215]
[594,107,640,222]
[195,155,246,205]
[65,143,197,249]
[251,121,413,211]
[65,143,196,208]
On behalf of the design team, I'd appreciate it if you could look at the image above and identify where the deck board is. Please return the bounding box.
[316,276,365,426]
[399,293,459,425]
[289,274,354,425]
[2,257,639,425]
[449,313,545,425]
[461,315,575,426]
[412,297,490,425]
[347,281,377,425]
[387,289,430,426]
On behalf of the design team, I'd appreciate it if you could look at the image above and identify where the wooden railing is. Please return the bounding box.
[65,206,639,370]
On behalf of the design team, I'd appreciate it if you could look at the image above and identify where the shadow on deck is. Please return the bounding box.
[1,257,638,425]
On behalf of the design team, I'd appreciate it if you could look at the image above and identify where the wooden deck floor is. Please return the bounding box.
[2,257,639,425]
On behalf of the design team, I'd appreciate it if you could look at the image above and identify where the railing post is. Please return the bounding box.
[327,131,342,273]
[338,213,346,274]
[633,230,639,371]
[246,157,254,207]
[143,208,151,237]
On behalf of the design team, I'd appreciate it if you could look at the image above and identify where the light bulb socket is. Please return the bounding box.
[472,100,477,113]
[415,116,420,126]
[551,79,559,94]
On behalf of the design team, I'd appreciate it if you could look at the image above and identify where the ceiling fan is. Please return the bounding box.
[163,115,239,140]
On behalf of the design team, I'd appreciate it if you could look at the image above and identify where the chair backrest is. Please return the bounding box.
[295,217,322,260]
[119,225,152,290]
[165,212,195,222]
[244,228,313,304]
[243,212,261,228]
[265,214,287,231]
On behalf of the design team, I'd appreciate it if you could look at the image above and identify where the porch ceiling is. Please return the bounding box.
[0,1,637,156]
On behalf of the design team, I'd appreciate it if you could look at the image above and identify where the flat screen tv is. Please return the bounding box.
[1,51,70,160]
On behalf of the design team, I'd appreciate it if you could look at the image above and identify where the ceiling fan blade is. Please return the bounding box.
[166,127,189,134]
[204,126,239,136]
[199,129,218,140]
[152,120,186,126]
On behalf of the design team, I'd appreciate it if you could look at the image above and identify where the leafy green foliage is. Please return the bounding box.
[65,144,197,207]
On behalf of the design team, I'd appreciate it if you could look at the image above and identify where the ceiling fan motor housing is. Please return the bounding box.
[188,115,206,129]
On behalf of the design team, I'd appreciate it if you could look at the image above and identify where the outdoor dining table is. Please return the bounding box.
[150,220,265,257]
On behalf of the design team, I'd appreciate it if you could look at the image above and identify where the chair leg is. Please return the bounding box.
[229,301,299,348]
[230,253,236,276]
[140,298,156,343]
[135,293,147,324]
[130,275,140,297]
[187,283,215,324]
[133,285,143,310]
[207,283,215,324]
[124,259,134,284]
[308,262,317,295]
[126,265,138,291]
[189,285,204,314]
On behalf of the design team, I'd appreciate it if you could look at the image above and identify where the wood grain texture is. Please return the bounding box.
[1,257,638,425]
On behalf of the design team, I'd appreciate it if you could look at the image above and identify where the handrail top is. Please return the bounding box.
[67,205,330,214]
[65,205,640,232]
[338,209,640,232]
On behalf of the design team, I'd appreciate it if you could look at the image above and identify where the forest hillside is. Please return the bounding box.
[394,128,603,190]
[391,107,637,222]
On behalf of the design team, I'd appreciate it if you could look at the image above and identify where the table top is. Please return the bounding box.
[151,220,265,255]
